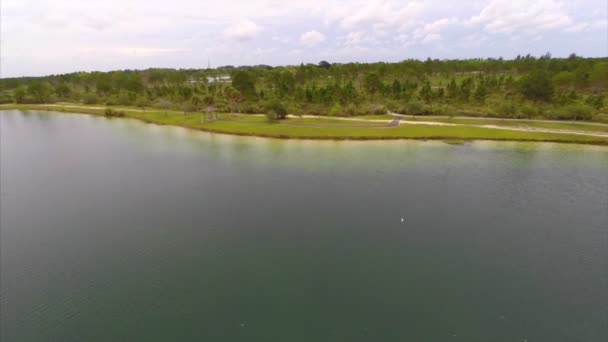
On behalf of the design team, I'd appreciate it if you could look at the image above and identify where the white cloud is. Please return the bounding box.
[468,0,572,34]
[300,30,326,47]
[565,19,608,32]
[1,0,606,77]
[413,17,458,42]
[223,20,261,42]
[337,0,427,32]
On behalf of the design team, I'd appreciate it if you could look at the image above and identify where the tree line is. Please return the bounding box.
[1,53,606,121]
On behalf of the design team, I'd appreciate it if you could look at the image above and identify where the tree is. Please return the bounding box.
[473,82,487,103]
[223,87,242,113]
[264,99,287,120]
[590,62,608,88]
[231,70,256,97]
[364,73,382,95]
[520,70,554,102]
[55,83,71,99]
[318,61,331,69]
[446,78,459,99]
[191,95,202,112]
[14,87,26,103]
[419,81,433,103]
[27,81,52,103]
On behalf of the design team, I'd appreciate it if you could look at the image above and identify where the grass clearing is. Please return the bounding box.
[2,104,608,145]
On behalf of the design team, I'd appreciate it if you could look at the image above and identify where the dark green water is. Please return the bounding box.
[1,110,607,341]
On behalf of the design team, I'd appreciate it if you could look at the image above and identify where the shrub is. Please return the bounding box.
[519,103,537,118]
[493,101,517,117]
[345,103,358,116]
[83,93,99,105]
[404,100,427,115]
[264,99,287,120]
[104,108,125,117]
[0,93,13,104]
[116,93,132,106]
[585,95,605,110]
[329,103,343,116]
[239,102,264,114]
[365,104,387,115]
[556,103,593,121]
[135,97,150,110]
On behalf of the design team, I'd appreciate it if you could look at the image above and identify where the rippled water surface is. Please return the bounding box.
[1,110,608,341]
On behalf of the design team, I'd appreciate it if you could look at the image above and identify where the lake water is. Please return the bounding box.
[1,110,607,341]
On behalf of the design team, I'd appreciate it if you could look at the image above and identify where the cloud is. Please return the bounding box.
[413,17,457,42]
[300,30,326,47]
[223,20,261,42]
[565,19,608,32]
[1,0,606,77]
[468,0,572,34]
[337,0,427,32]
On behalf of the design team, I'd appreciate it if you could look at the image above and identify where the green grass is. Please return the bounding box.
[2,104,608,145]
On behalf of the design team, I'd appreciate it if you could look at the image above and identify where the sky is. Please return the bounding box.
[1,0,607,77]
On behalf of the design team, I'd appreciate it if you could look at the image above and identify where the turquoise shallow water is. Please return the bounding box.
[1,110,608,341]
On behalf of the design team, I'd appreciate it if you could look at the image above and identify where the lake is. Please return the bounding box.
[1,110,607,341]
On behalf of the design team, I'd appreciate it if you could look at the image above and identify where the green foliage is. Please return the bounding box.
[364,73,382,95]
[83,93,99,105]
[318,61,331,69]
[2,54,607,121]
[27,81,52,103]
[590,62,608,87]
[231,70,256,97]
[404,100,427,115]
[55,83,71,98]
[135,97,150,110]
[104,108,125,117]
[585,95,605,109]
[520,70,554,102]
[519,103,538,118]
[264,99,287,120]
[345,103,358,116]
[329,102,343,116]
[556,103,594,121]
[14,87,27,104]
[494,101,517,117]
[553,71,576,88]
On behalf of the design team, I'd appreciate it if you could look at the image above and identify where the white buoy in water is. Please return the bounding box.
[401,218,404,223]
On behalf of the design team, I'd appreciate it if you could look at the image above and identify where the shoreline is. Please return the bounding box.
[2,104,608,146]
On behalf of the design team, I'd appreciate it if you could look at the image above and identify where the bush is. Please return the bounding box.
[519,103,537,118]
[585,95,605,110]
[239,102,264,114]
[104,108,125,117]
[345,103,358,116]
[264,99,287,120]
[404,100,427,115]
[135,97,150,110]
[493,101,517,117]
[329,103,343,116]
[83,93,99,105]
[0,93,13,104]
[556,103,593,121]
[365,104,387,115]
[116,93,132,106]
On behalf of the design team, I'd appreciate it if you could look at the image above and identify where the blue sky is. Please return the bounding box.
[1,0,606,77]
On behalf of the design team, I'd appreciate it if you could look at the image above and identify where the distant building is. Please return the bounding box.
[187,77,203,84]
[206,75,231,84]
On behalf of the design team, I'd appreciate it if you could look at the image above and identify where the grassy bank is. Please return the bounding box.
[2,104,608,146]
